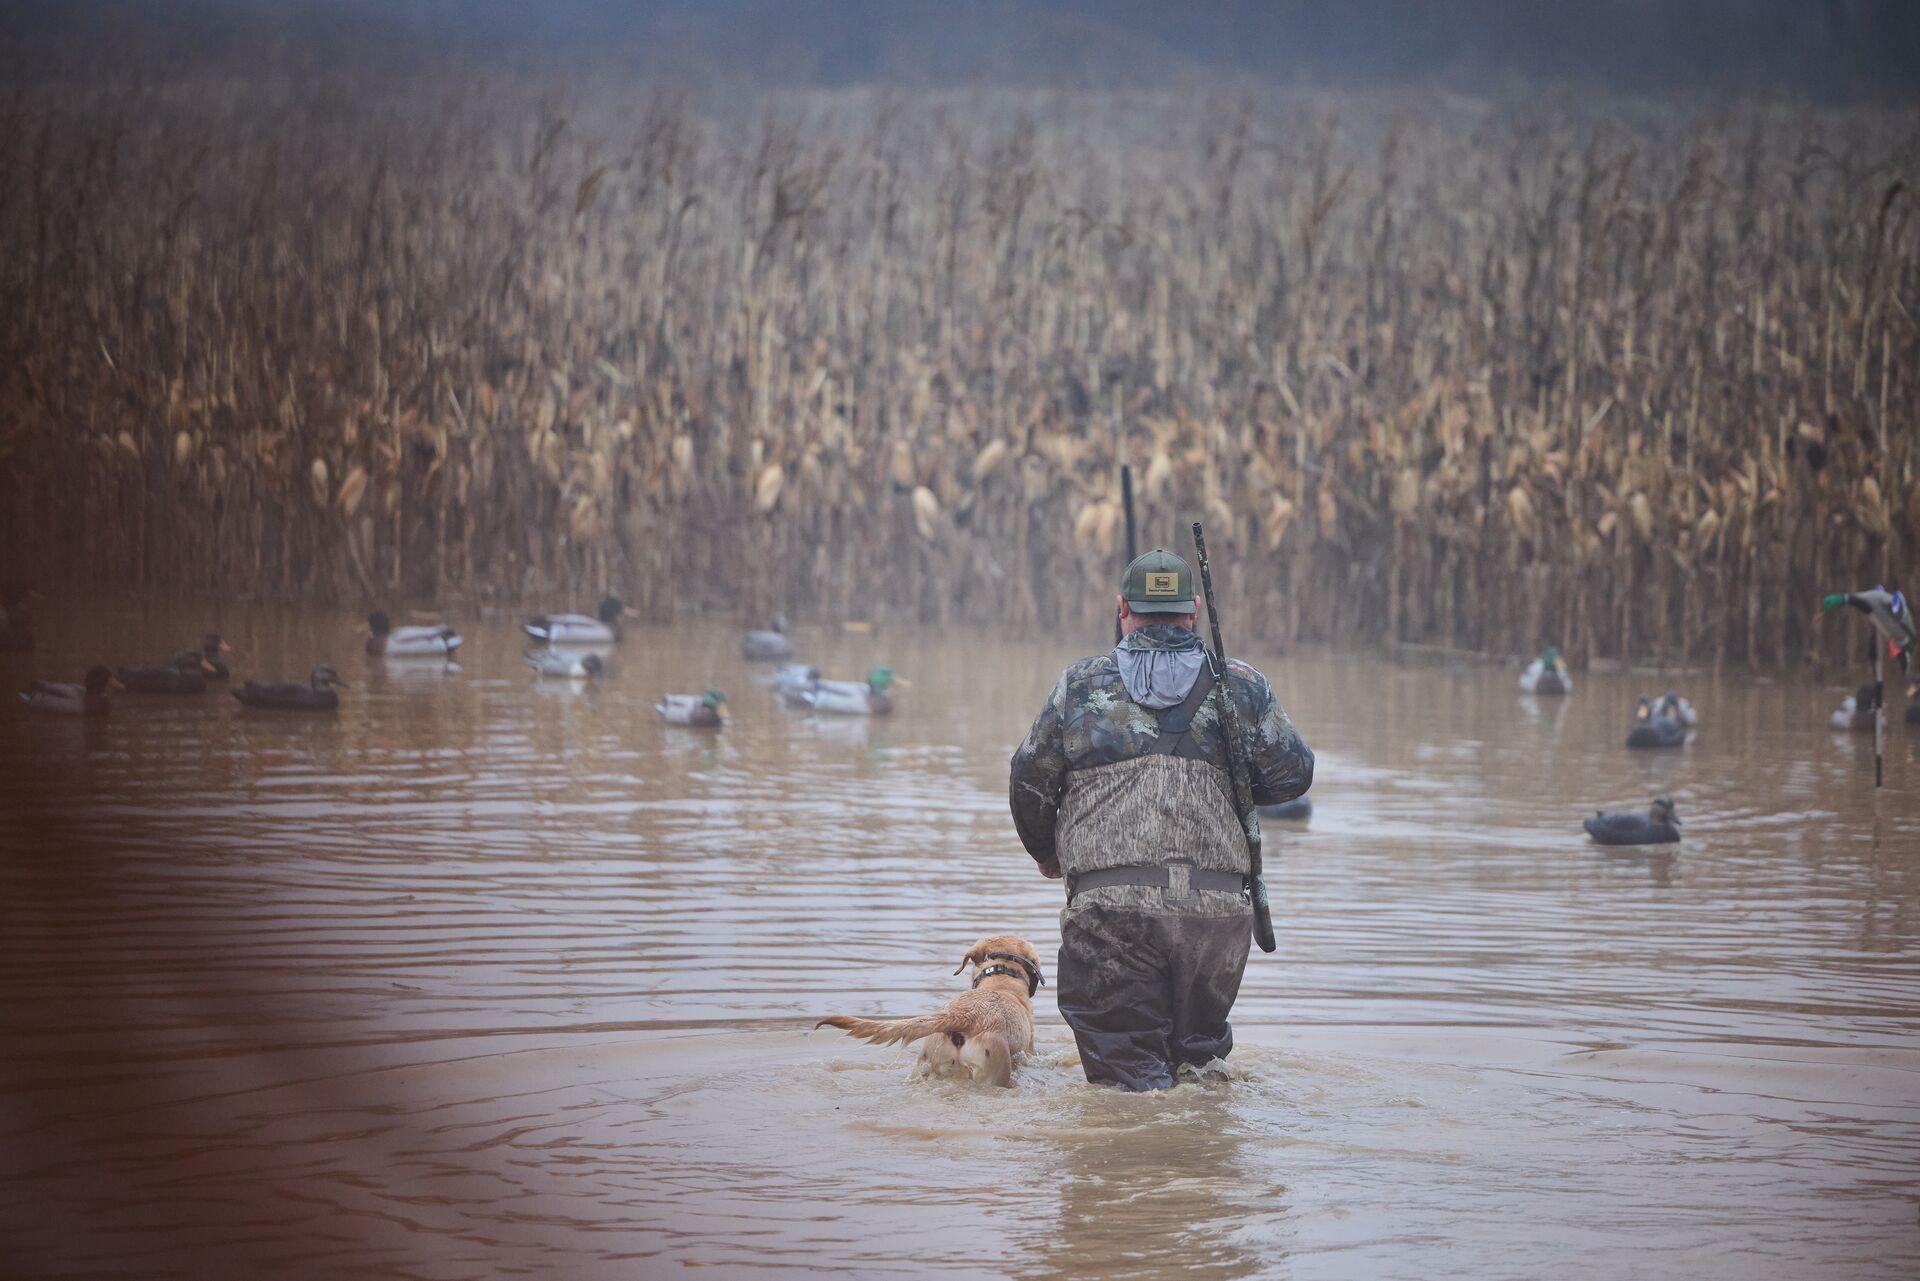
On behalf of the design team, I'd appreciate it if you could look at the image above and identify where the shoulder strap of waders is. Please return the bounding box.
[1144,664,1217,759]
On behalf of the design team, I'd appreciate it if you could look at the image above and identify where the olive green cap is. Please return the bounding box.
[1121,548,1197,614]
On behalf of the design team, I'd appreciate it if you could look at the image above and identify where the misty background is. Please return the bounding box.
[3,0,1918,98]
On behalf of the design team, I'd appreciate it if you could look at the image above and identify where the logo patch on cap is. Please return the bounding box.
[1145,572,1179,596]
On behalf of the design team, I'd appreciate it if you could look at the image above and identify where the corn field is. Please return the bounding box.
[1,78,1916,668]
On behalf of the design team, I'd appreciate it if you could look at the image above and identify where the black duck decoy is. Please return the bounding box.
[741,614,796,661]
[117,651,208,694]
[1257,795,1313,822]
[165,632,231,680]
[1584,797,1681,846]
[19,665,111,717]
[0,584,33,651]
[232,665,347,711]
[1625,696,1687,749]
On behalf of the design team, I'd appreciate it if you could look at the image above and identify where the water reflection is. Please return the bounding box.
[1,599,1917,1278]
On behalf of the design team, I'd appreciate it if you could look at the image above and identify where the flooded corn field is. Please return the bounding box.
[2,600,1916,1279]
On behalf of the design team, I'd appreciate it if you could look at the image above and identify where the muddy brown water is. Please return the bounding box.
[2,601,1917,1279]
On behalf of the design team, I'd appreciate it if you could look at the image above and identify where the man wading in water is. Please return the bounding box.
[1010,549,1314,1090]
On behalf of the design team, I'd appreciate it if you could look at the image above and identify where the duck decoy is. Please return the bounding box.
[232,665,347,711]
[0,584,33,651]
[19,665,111,717]
[169,632,232,679]
[117,651,208,694]
[741,613,796,661]
[1257,795,1313,822]
[1658,691,1698,727]
[773,662,821,699]
[524,595,627,645]
[366,611,462,658]
[1584,797,1681,845]
[525,649,605,679]
[656,689,728,727]
[786,666,896,716]
[1907,683,1920,725]
[1518,646,1573,695]
[1831,685,1877,732]
[1625,695,1688,749]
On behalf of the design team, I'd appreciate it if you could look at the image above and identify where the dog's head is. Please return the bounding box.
[952,935,1045,998]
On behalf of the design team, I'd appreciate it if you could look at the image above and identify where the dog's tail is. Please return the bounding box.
[814,1011,958,1047]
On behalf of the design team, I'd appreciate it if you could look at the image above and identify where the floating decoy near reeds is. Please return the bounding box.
[232,665,346,711]
[525,649,605,679]
[116,651,208,694]
[524,595,627,645]
[19,665,111,717]
[1518,646,1572,695]
[741,614,795,661]
[1659,691,1699,727]
[169,632,232,679]
[1831,685,1877,732]
[656,689,727,727]
[784,665,896,716]
[1625,695,1688,749]
[366,611,462,658]
[1584,797,1681,846]
[0,584,33,651]
[1257,795,1313,822]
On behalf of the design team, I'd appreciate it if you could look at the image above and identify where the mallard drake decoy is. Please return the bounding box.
[1625,695,1688,749]
[169,632,232,679]
[656,689,728,727]
[1831,685,1877,732]
[524,595,627,645]
[788,666,896,716]
[1584,797,1681,845]
[525,649,605,679]
[1257,795,1312,822]
[19,665,111,717]
[116,651,208,694]
[1518,646,1573,694]
[773,662,822,699]
[741,614,796,661]
[0,584,33,651]
[366,611,462,657]
[232,665,347,711]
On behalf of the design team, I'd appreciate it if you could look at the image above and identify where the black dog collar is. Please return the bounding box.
[972,951,1044,997]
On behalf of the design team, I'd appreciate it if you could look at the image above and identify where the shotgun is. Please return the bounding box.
[1191,520,1277,953]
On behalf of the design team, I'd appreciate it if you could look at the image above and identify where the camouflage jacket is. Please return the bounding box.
[1009,624,1313,915]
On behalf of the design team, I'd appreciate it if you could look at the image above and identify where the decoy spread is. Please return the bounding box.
[525,595,627,645]
[741,613,796,661]
[526,649,606,679]
[656,689,728,726]
[366,611,463,657]
[232,665,347,711]
[169,632,232,679]
[1584,797,1681,845]
[781,665,896,716]
[1519,646,1573,695]
[117,651,209,695]
[1626,695,1688,749]
[19,665,112,717]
